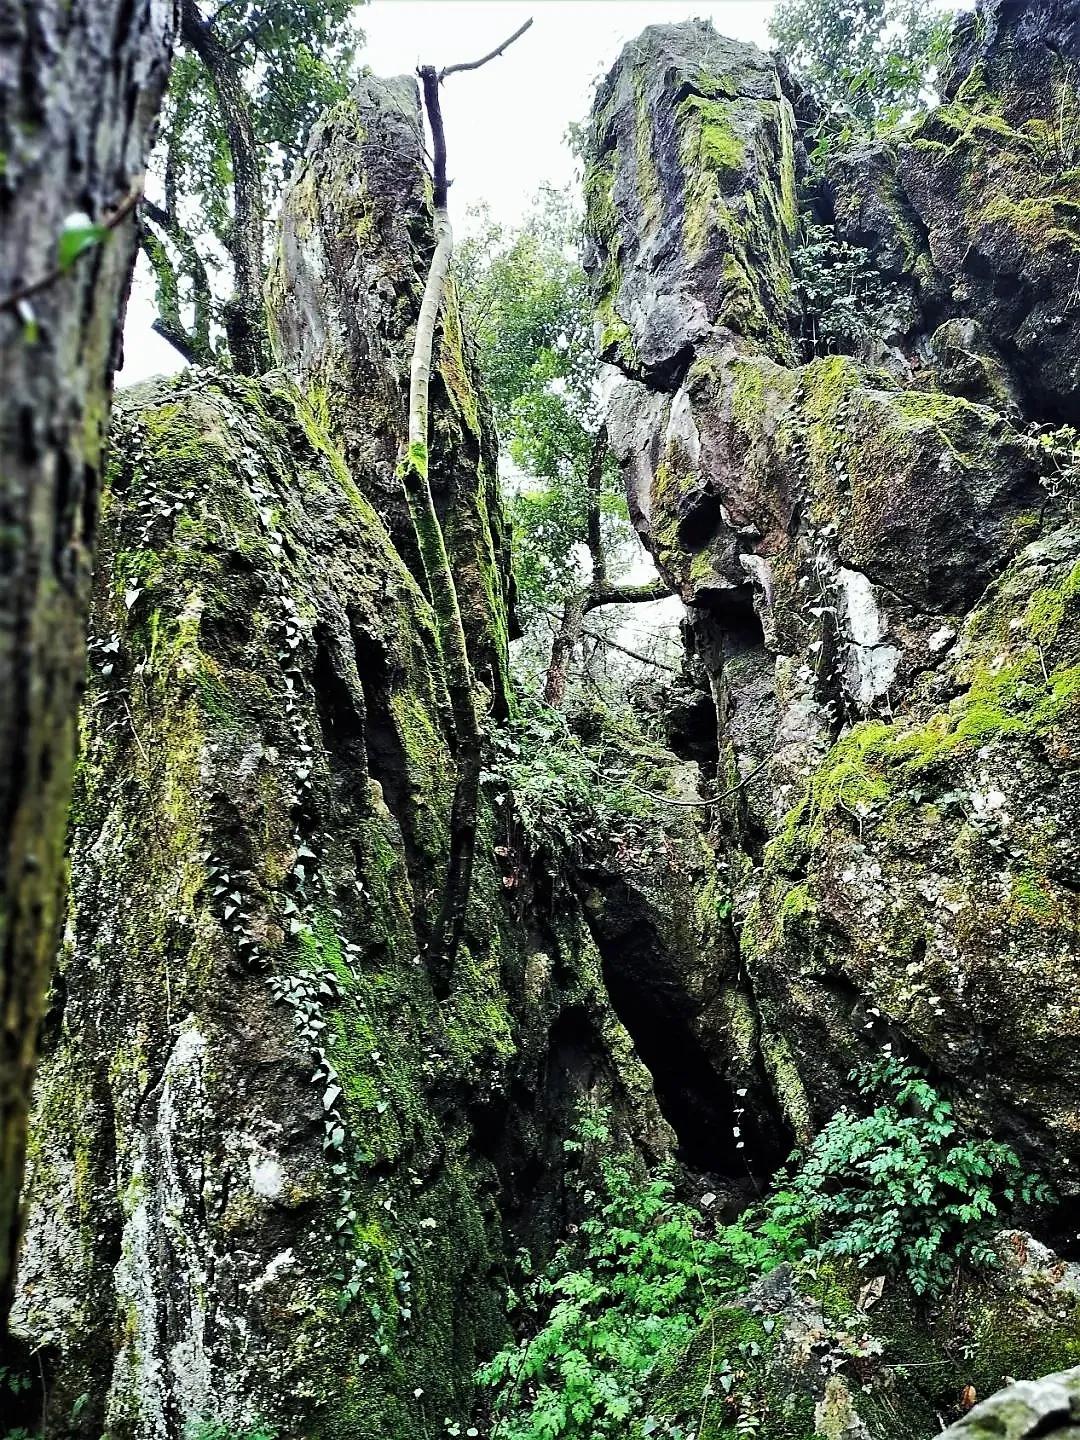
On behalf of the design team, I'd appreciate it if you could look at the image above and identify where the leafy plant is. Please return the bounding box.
[185,1421,277,1440]
[478,1067,1049,1437]
[477,1117,733,1440]
[771,1057,1050,1296]
[1026,421,1080,514]
[481,698,678,877]
[792,219,914,359]
[769,0,950,133]
[0,1364,40,1440]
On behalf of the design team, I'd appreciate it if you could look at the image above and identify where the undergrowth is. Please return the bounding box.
[482,696,680,878]
[476,1059,1047,1439]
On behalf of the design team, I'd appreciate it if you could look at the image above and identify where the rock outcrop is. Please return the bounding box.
[585,0,1080,1192]
[9,77,663,1440]
[936,1364,1080,1440]
[645,1230,1080,1438]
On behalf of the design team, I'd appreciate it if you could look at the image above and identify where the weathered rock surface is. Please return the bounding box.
[586,22,799,383]
[934,1365,1080,1440]
[647,1232,1080,1438]
[9,75,663,1440]
[587,0,1080,1192]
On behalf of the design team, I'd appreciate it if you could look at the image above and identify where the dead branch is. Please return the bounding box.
[439,18,534,80]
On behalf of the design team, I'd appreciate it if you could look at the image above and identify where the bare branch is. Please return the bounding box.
[630,756,770,809]
[439,18,534,80]
[581,624,681,674]
[583,578,673,613]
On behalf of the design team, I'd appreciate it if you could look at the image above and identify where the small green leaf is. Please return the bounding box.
[58,212,108,272]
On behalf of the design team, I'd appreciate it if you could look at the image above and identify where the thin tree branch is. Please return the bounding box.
[141,209,215,364]
[0,185,143,314]
[630,756,769,809]
[439,18,533,80]
[581,624,680,674]
[540,604,680,675]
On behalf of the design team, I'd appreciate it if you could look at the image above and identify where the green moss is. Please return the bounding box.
[438,280,481,437]
[760,1026,813,1143]
[644,1308,815,1440]
[633,68,662,230]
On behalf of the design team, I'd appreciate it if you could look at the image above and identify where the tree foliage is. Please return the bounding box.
[458,190,616,623]
[769,0,950,129]
[144,0,362,368]
[773,1056,1050,1297]
[458,191,669,704]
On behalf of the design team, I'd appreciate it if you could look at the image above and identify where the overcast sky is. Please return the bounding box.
[119,0,779,384]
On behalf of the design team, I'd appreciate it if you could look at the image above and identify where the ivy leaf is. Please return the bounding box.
[57,213,109,272]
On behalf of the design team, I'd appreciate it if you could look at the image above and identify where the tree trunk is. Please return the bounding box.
[402,65,483,994]
[0,0,176,1329]
[543,593,586,709]
[181,0,267,375]
[586,422,608,593]
[142,195,214,364]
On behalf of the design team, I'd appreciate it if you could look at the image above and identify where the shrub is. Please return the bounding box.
[185,1423,277,1440]
[477,1066,1050,1437]
[771,1057,1050,1296]
[476,1119,804,1440]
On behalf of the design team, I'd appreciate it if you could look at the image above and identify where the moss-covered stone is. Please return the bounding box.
[584,21,799,381]
[14,349,660,1440]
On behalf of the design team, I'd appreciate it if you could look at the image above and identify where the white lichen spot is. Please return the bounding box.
[835,568,901,708]
[249,1154,285,1199]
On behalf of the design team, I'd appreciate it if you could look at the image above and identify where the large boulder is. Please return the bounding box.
[10,73,664,1440]
[585,22,800,384]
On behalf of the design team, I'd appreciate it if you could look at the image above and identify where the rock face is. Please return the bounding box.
[647,1232,1080,1440]
[10,77,663,1439]
[936,1365,1080,1440]
[586,0,1080,1194]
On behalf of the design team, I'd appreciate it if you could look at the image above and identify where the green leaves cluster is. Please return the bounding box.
[481,699,673,874]
[769,0,950,135]
[457,192,625,623]
[477,1063,1048,1437]
[185,1422,277,1440]
[167,1,358,220]
[791,219,913,358]
[772,1057,1050,1297]
[146,0,361,361]
[1027,422,1080,514]
[477,1118,737,1440]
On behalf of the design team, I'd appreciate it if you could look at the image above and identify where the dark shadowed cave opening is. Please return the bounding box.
[578,872,791,1179]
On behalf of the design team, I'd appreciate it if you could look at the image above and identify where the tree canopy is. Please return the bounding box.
[769,0,950,128]
[144,0,362,370]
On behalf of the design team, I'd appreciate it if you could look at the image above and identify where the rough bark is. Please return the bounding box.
[141,197,214,364]
[180,0,268,375]
[543,593,586,708]
[0,0,176,1330]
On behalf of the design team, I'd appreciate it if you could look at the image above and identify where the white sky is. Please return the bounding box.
[119,0,778,384]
